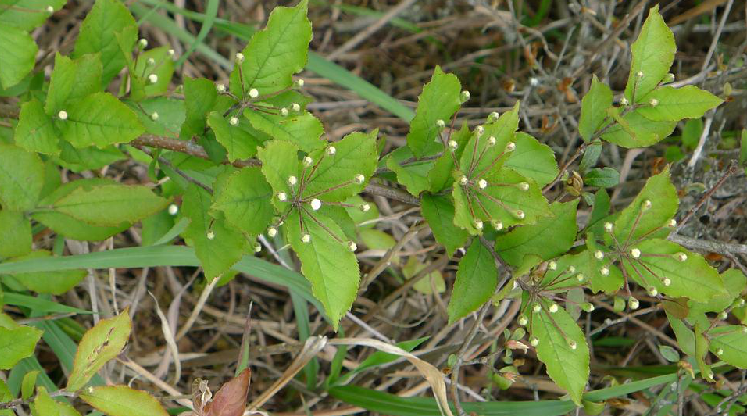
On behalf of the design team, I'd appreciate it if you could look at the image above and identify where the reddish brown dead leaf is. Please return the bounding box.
[205,368,252,416]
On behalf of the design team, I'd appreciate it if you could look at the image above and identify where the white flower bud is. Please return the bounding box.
[518,182,529,191]
[436,119,446,129]
[533,304,542,313]
[168,49,175,57]
[361,203,371,212]
[649,98,659,107]
[604,222,613,232]
[235,53,245,63]
[287,175,297,186]
[620,97,629,106]
[206,230,215,240]
[665,73,675,83]
[301,234,311,243]
[248,88,259,98]
[46,5,54,12]
[310,199,321,211]
[489,111,500,121]
[291,103,301,112]
[147,57,156,66]
[530,77,539,87]
[138,38,148,49]
[629,298,639,310]
[58,110,68,120]
[549,303,559,313]
[168,204,178,215]
[349,242,357,251]
[87,386,94,394]
[478,179,488,189]
[663,278,671,287]
[492,220,503,230]
[296,78,305,87]
[254,244,262,253]
[475,125,484,136]
[717,348,724,356]
[460,90,470,101]
[459,176,469,186]
[217,83,226,92]
[595,250,604,259]
[648,287,658,297]
[548,261,557,270]
[267,227,277,237]
[569,340,577,350]
[303,156,313,167]
[568,266,576,273]
[280,107,289,116]
[631,248,641,258]
[487,136,496,146]
[448,140,458,150]
[600,267,610,276]
[668,219,677,227]
[151,112,159,121]
[577,273,585,282]
[676,252,687,262]
[505,142,516,152]
[530,337,539,347]
[277,192,287,201]
[474,220,483,230]
[327,146,336,155]
[518,315,528,326]
[637,71,644,78]
[354,174,365,184]
[719,311,728,320]
[642,199,652,210]
[148,74,158,84]
[515,210,525,219]
[230,117,239,126]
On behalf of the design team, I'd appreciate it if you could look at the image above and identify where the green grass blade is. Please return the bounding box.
[3,293,93,315]
[176,0,218,66]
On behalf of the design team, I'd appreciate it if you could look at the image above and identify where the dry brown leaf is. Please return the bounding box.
[205,368,252,416]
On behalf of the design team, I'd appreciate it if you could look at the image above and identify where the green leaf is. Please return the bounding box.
[80,386,169,416]
[51,184,169,226]
[495,200,578,266]
[131,97,185,138]
[0,325,42,369]
[578,75,613,141]
[406,66,462,157]
[58,92,144,148]
[658,345,680,362]
[624,6,676,103]
[0,210,32,258]
[207,111,261,161]
[67,310,131,391]
[73,0,138,85]
[386,147,433,197]
[530,301,589,405]
[212,167,274,235]
[427,125,471,192]
[353,337,429,374]
[448,239,497,323]
[583,167,619,188]
[286,210,359,330]
[601,108,677,148]
[256,140,302,207]
[358,228,394,251]
[709,326,747,369]
[0,0,66,31]
[244,109,324,153]
[9,250,86,295]
[21,371,38,399]
[56,142,126,172]
[231,0,311,97]
[622,239,725,302]
[303,131,378,202]
[0,26,37,89]
[0,144,44,211]
[504,132,558,187]
[32,386,82,416]
[459,102,519,177]
[46,53,103,116]
[181,184,248,280]
[612,167,676,243]
[579,141,602,174]
[180,77,233,139]
[637,86,723,122]
[14,99,60,155]
[2,293,91,315]
[421,194,469,256]
[131,47,175,100]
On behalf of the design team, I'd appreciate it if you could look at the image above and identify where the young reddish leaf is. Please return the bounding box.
[205,368,252,416]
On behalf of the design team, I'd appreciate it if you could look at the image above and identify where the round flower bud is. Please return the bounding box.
[489,111,500,121]
[267,227,277,237]
[280,107,289,116]
[600,267,610,276]
[361,203,371,212]
[505,142,516,152]
[327,146,336,156]
[46,5,54,12]
[533,304,542,313]
[58,110,68,120]
[620,97,629,106]
[354,174,365,184]
[518,182,529,191]
[581,303,595,312]
[206,230,215,240]
[629,297,639,310]
[530,77,540,87]
[668,219,677,227]
[604,222,613,232]
[148,74,158,84]
[595,250,604,260]
[216,83,226,93]
[287,175,297,186]
[235,53,245,63]
[230,117,239,126]
[665,73,675,83]
[151,112,159,121]
[138,38,148,49]
[310,199,321,211]
[568,266,576,273]
[459,176,469,186]
[569,340,577,350]
[448,140,458,150]
[295,78,305,87]
[349,242,357,251]
[642,199,652,210]
[518,315,528,326]
[515,210,525,219]
[147,57,156,66]
[277,192,287,201]
[301,234,311,243]
[637,71,644,78]
[718,311,728,320]
[649,98,659,107]
[487,136,496,146]
[549,303,559,313]
[248,88,259,98]
[548,261,557,270]
[648,287,658,297]
[478,179,488,189]
[716,348,724,356]
[577,273,585,282]
[474,220,484,230]
[530,337,539,347]
[254,244,262,253]
[475,125,484,136]
[663,278,671,287]
[492,220,503,231]
[460,90,470,101]
[291,103,301,112]
[676,252,687,262]
[631,248,641,258]
[436,119,446,129]
[168,49,175,57]
[168,204,178,215]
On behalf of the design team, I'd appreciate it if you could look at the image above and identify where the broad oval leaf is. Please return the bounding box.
[15,98,61,155]
[637,86,723,122]
[0,0,66,31]
[624,6,675,102]
[0,325,42,369]
[504,132,558,187]
[57,92,145,148]
[212,167,274,236]
[406,66,462,157]
[612,167,677,243]
[578,75,613,141]
[33,386,82,416]
[421,193,469,256]
[448,239,498,323]
[0,210,32,258]
[0,26,37,89]
[709,326,747,369]
[601,108,677,148]
[45,53,103,116]
[80,385,169,416]
[0,144,45,211]
[207,111,262,162]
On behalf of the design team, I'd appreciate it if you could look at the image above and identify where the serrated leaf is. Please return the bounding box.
[132,97,185,138]
[9,250,86,295]
[601,109,677,148]
[579,75,613,141]
[212,167,274,235]
[406,66,462,157]
[0,0,66,31]
[690,269,747,316]
[73,0,138,85]
[14,98,61,155]
[32,386,82,416]
[0,210,32,258]
[0,143,44,211]
[181,184,247,280]
[622,239,725,302]
[56,141,125,172]
[495,200,577,266]
[180,77,234,139]
[579,141,602,174]
[386,147,433,197]
[638,86,723,122]
[427,125,471,192]
[208,111,262,161]
[52,184,169,226]
[257,140,302,207]
[709,326,747,369]
[448,239,497,323]
[0,26,37,89]
[57,92,145,148]
[459,103,519,177]
[624,6,676,103]
[80,386,169,416]
[286,210,359,330]
[421,194,469,256]
[231,0,311,97]
[302,131,378,202]
[0,325,42,369]
[529,301,589,405]
[583,167,619,188]
[45,53,103,116]
[503,132,558,187]
[130,47,175,100]
[244,109,324,153]
[612,168,676,243]
[67,310,131,390]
